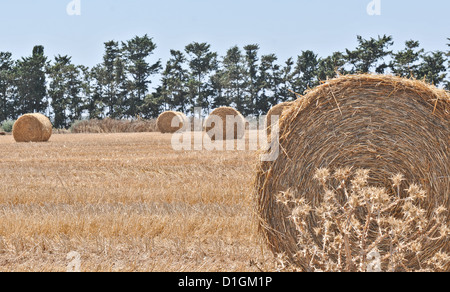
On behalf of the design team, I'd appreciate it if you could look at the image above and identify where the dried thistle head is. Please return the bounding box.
[351,169,370,190]
[277,168,449,272]
[314,168,330,186]
[406,184,427,201]
[334,167,353,181]
[390,173,405,188]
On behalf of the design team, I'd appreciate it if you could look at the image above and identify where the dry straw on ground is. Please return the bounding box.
[254,74,450,272]
[157,111,189,134]
[71,118,157,133]
[266,101,294,137]
[205,107,246,140]
[13,113,52,142]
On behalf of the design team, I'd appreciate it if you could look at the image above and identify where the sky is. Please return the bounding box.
[0,0,449,73]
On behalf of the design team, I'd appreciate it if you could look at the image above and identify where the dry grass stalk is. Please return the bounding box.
[156,111,189,134]
[0,132,273,272]
[276,168,449,272]
[204,107,246,140]
[254,74,450,272]
[71,118,157,134]
[13,113,52,142]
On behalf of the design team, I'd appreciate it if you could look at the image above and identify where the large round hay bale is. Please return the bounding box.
[254,74,450,271]
[266,101,294,137]
[156,111,189,134]
[13,113,52,142]
[205,107,246,140]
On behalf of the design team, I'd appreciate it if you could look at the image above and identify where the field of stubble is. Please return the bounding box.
[0,132,274,272]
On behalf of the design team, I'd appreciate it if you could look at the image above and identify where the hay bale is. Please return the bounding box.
[156,111,189,134]
[254,74,450,271]
[204,107,246,140]
[13,113,52,142]
[266,101,294,137]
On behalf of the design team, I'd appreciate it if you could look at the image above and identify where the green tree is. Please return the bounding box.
[210,69,228,109]
[417,51,447,86]
[141,90,163,119]
[0,52,15,121]
[243,44,260,116]
[102,40,127,118]
[257,54,280,115]
[86,64,107,119]
[122,35,161,117]
[222,46,246,113]
[185,42,218,113]
[14,46,48,115]
[390,40,424,78]
[278,57,294,101]
[345,35,394,74]
[317,52,346,81]
[292,50,319,96]
[47,55,86,128]
[159,50,189,113]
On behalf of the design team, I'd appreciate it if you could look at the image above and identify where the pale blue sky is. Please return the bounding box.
[0,0,449,72]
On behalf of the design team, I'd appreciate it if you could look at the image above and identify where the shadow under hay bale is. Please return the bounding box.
[204,107,246,140]
[254,74,450,271]
[13,113,52,142]
[156,111,189,134]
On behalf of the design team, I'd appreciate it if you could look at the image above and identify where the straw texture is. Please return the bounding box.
[254,74,450,271]
[156,111,189,134]
[205,107,246,140]
[266,101,294,137]
[13,113,52,142]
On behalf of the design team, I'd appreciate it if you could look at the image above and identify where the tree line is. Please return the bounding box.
[0,34,449,129]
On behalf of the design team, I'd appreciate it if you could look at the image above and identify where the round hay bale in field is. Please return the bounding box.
[266,101,294,137]
[205,107,246,140]
[254,74,450,271]
[13,113,52,142]
[156,111,189,134]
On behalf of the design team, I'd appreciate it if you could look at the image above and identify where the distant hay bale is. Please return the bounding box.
[205,107,246,140]
[266,101,294,137]
[156,111,189,134]
[13,113,52,142]
[254,74,450,271]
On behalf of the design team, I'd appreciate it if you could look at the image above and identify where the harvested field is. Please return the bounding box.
[0,132,273,272]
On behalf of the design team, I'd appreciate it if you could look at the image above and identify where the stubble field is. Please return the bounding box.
[0,132,274,272]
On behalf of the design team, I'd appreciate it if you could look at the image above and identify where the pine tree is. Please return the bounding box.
[390,40,424,78]
[47,55,85,128]
[122,35,161,117]
[185,42,218,113]
[417,51,447,86]
[243,44,260,116]
[86,64,107,119]
[159,50,189,112]
[0,52,15,121]
[278,57,294,102]
[14,46,48,115]
[317,52,346,81]
[222,46,246,114]
[257,54,279,115]
[345,35,393,74]
[102,41,122,118]
[292,50,319,96]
